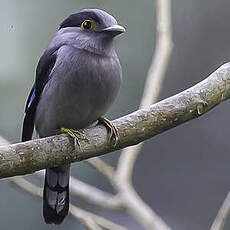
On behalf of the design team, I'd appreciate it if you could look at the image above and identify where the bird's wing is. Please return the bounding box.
[22,50,57,141]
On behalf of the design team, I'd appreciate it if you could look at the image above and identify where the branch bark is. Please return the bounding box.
[1,62,230,178]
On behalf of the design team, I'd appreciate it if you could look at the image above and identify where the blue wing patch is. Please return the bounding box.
[27,88,36,109]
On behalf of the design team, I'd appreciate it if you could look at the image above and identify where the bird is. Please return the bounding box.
[22,8,125,225]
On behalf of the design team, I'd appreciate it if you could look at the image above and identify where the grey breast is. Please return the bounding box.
[35,45,121,137]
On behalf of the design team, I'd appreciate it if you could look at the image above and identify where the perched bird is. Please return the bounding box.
[22,9,125,224]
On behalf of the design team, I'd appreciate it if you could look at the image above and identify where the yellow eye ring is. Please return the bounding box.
[81,19,96,31]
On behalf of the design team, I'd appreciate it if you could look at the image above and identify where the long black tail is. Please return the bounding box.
[43,164,70,224]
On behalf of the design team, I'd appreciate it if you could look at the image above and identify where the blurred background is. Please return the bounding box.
[1,0,230,229]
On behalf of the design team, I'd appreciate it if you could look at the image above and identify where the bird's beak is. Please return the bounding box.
[102,25,126,36]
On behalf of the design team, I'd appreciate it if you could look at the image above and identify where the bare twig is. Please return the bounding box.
[9,177,43,197]
[70,204,127,230]
[36,170,122,210]
[115,1,173,229]
[117,0,173,184]
[78,218,103,230]
[210,192,230,230]
[8,176,127,230]
[140,0,173,108]
[87,158,115,181]
[70,176,122,210]
[115,182,171,230]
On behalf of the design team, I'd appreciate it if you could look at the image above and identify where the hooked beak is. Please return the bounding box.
[102,24,126,36]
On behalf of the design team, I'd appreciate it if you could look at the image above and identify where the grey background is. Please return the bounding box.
[1,0,230,229]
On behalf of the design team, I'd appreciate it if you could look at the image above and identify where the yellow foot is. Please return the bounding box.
[61,127,84,148]
[98,117,119,146]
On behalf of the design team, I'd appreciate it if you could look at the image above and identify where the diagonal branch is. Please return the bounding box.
[1,62,230,178]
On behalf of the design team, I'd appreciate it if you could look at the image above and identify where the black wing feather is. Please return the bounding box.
[22,50,57,141]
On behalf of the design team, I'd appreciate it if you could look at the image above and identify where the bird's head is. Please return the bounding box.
[58,9,125,55]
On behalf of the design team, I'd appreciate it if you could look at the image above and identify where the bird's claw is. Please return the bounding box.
[98,117,119,146]
[61,127,83,148]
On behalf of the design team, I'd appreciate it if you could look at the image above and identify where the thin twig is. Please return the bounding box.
[210,192,230,230]
[116,182,171,230]
[70,204,127,230]
[117,0,173,184]
[9,177,43,197]
[115,1,173,229]
[36,170,122,210]
[8,176,127,230]
[70,176,122,210]
[87,157,115,181]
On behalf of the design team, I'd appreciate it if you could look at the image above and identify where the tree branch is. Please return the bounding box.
[117,0,173,184]
[114,1,173,229]
[1,62,230,178]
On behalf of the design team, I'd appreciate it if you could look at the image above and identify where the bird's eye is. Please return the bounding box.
[81,19,96,31]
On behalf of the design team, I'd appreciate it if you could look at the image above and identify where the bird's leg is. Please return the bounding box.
[60,127,84,148]
[98,116,119,146]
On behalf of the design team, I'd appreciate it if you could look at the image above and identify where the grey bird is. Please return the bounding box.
[22,8,125,224]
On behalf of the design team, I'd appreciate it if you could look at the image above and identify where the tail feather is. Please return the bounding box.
[43,165,70,224]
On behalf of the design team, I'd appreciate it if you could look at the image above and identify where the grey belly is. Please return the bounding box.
[35,70,120,137]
